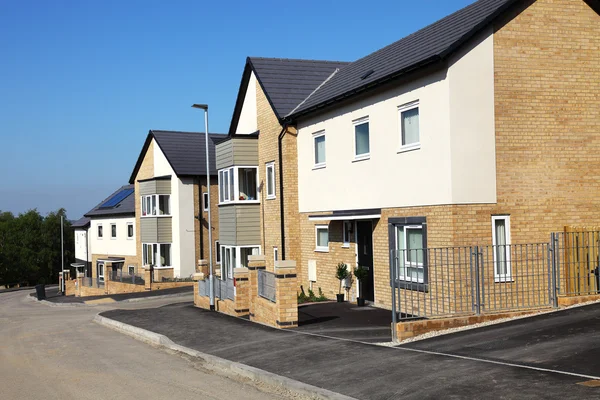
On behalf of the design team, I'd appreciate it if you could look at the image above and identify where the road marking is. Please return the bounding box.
[288,328,600,382]
[85,298,116,305]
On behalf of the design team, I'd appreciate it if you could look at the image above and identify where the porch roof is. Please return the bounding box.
[96,257,126,263]
[308,208,381,221]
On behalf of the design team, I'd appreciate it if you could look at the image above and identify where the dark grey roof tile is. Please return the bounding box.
[84,184,135,218]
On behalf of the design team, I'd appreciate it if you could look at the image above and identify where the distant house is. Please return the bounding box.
[129,130,224,280]
[71,216,91,275]
[220,0,600,309]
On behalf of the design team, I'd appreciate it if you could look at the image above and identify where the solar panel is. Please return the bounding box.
[99,188,134,209]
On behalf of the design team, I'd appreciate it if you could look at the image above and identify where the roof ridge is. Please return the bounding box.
[249,56,350,64]
[151,129,226,136]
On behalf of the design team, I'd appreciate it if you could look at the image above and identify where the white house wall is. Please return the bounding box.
[235,72,258,134]
[90,217,136,256]
[448,28,497,204]
[297,30,497,213]
[74,229,90,262]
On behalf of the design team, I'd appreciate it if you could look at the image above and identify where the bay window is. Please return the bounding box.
[218,166,258,204]
[219,245,261,280]
[141,195,170,216]
[389,217,428,288]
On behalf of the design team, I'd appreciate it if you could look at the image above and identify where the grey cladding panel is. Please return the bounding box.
[235,204,261,245]
[218,206,237,245]
[155,180,171,194]
[157,217,172,242]
[232,138,258,166]
[141,218,158,243]
[139,181,157,196]
[216,140,234,170]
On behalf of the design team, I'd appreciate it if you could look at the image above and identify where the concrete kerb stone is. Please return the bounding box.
[27,291,193,308]
[94,313,357,400]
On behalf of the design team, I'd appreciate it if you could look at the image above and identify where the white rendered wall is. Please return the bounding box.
[178,177,196,278]
[235,72,258,134]
[90,216,136,256]
[74,229,90,262]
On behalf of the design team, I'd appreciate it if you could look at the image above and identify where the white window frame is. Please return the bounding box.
[127,222,134,239]
[218,166,259,205]
[128,265,135,276]
[395,224,425,284]
[110,223,117,240]
[141,194,171,217]
[203,192,209,211]
[353,116,370,161]
[398,100,421,152]
[142,243,172,268]
[97,224,103,239]
[342,220,353,248]
[219,245,261,280]
[492,215,512,282]
[274,247,279,264]
[313,130,326,169]
[266,162,276,200]
[97,262,105,282]
[315,225,329,252]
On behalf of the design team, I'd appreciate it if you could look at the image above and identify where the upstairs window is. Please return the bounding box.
[127,223,134,239]
[218,167,258,204]
[203,193,209,211]
[313,131,326,168]
[97,224,103,239]
[141,195,170,216]
[399,101,420,150]
[111,223,117,239]
[353,117,370,160]
[266,162,276,199]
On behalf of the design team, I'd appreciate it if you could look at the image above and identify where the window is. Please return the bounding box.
[353,117,370,160]
[203,193,209,211]
[313,131,326,168]
[315,225,329,252]
[220,245,260,279]
[399,101,420,150]
[390,217,428,287]
[492,215,511,282]
[342,221,353,248]
[141,195,171,216]
[274,247,279,263]
[218,167,258,203]
[142,243,172,267]
[266,162,276,199]
[97,224,103,239]
[111,223,117,239]
[97,262,104,282]
[215,241,221,264]
[127,223,134,239]
[128,265,135,276]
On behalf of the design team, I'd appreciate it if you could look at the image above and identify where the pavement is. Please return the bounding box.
[100,301,600,400]
[296,301,392,342]
[0,289,291,400]
[34,285,193,304]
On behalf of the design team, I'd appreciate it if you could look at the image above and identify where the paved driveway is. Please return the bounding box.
[401,303,600,378]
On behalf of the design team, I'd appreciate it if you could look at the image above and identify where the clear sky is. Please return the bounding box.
[0,0,474,220]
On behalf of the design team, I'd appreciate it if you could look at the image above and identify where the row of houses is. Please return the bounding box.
[73,0,600,311]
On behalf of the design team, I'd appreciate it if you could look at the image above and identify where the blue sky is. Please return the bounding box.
[0,0,474,219]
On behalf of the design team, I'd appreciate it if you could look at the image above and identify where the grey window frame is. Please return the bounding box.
[388,216,428,292]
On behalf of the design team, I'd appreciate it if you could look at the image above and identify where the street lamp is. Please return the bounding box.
[192,103,215,311]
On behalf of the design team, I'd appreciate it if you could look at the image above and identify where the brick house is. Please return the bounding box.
[129,130,224,280]
[219,0,600,310]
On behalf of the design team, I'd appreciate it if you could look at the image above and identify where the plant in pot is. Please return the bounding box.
[335,262,349,302]
[354,265,369,306]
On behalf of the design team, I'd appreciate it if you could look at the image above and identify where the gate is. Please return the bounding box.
[553,229,600,297]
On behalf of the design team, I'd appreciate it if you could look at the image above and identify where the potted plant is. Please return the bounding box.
[354,266,369,306]
[335,262,349,302]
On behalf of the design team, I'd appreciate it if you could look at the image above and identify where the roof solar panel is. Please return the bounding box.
[99,188,134,209]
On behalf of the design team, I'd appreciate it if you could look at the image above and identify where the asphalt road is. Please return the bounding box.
[0,291,289,400]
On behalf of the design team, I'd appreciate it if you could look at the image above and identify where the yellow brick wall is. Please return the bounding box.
[90,254,140,279]
[134,140,154,268]
[194,176,219,270]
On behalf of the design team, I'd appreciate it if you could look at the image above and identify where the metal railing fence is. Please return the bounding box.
[391,243,553,321]
[258,270,276,302]
[109,270,145,286]
[82,277,105,289]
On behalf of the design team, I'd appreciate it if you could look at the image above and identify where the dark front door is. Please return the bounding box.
[356,220,374,301]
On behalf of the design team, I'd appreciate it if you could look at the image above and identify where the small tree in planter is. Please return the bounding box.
[354,266,369,306]
[335,262,349,302]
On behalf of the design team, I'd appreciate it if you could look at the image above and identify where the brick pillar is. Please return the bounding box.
[248,255,266,319]
[275,261,298,328]
[192,272,205,308]
[233,267,249,316]
[144,267,152,290]
[76,272,84,297]
[197,259,209,276]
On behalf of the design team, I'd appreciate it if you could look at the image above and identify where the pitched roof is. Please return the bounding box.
[71,216,90,228]
[287,0,517,118]
[229,57,349,133]
[129,130,226,183]
[84,185,135,218]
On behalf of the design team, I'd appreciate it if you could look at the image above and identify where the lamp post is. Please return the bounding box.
[192,103,215,311]
[60,215,64,295]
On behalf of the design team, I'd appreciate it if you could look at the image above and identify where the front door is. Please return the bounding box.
[356,221,375,301]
